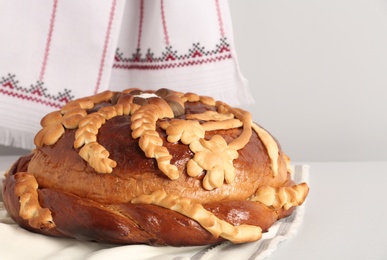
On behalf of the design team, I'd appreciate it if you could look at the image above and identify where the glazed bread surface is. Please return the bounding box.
[2,88,309,246]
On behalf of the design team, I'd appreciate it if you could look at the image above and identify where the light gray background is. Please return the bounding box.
[1,0,386,161]
[230,0,387,161]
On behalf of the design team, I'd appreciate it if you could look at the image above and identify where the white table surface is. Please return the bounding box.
[270,161,387,260]
[1,155,387,259]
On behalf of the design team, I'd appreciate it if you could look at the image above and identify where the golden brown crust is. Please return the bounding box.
[252,183,309,210]
[2,88,309,246]
[13,172,55,229]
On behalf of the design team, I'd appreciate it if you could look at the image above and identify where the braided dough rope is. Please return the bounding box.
[251,183,309,210]
[34,88,283,190]
[34,107,87,147]
[7,88,310,246]
[13,172,55,229]
[34,91,113,147]
[131,190,263,244]
[34,90,144,174]
[76,103,140,173]
[130,98,179,180]
[34,112,65,147]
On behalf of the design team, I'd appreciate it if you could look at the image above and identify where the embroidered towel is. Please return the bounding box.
[0,0,252,150]
[0,0,125,149]
[109,0,252,106]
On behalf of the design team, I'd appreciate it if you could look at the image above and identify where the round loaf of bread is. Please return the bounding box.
[2,88,309,246]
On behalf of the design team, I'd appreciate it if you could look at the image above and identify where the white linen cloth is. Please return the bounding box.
[0,0,252,150]
[0,165,309,260]
[0,0,125,149]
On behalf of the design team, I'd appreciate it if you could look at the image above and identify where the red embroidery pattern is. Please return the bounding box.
[94,0,117,94]
[113,0,231,71]
[39,0,58,82]
[137,0,145,49]
[113,37,232,70]
[0,73,74,108]
[160,0,170,46]
[215,0,225,38]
